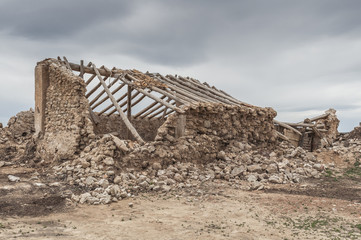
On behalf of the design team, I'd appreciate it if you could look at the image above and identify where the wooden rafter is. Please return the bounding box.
[91,82,126,110]
[92,64,144,144]
[61,58,254,122]
[89,75,121,107]
[155,74,219,103]
[99,92,128,115]
[134,96,167,119]
[119,76,184,114]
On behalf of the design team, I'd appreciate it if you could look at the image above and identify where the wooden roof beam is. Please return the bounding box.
[92,64,144,144]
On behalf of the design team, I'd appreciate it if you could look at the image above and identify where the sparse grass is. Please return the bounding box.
[281,215,361,239]
[344,160,361,180]
[323,169,339,181]
[324,169,333,178]
[0,223,5,229]
[354,159,360,167]
[355,224,361,231]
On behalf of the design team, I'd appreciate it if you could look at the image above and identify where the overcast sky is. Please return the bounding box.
[1,0,361,132]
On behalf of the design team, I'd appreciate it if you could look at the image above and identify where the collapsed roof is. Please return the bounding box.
[54,56,253,143]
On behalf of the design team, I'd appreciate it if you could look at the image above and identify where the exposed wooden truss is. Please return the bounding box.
[56,57,252,143]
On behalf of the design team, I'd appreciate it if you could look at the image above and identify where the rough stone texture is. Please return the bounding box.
[120,103,277,168]
[156,103,277,144]
[0,110,35,161]
[314,108,340,148]
[37,60,95,161]
[346,122,361,140]
[56,138,329,205]
[2,110,35,143]
[94,115,165,141]
[0,59,341,206]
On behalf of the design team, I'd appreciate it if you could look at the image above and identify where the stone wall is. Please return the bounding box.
[318,109,339,145]
[0,110,35,162]
[37,60,95,161]
[94,115,165,141]
[1,110,35,144]
[33,60,277,167]
[156,103,277,144]
[121,103,278,168]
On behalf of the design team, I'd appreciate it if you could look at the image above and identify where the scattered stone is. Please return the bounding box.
[247,174,258,182]
[114,176,122,184]
[79,193,91,204]
[230,166,245,177]
[152,162,162,171]
[217,151,227,160]
[103,157,114,166]
[268,175,282,184]
[247,164,262,173]
[49,182,62,187]
[174,173,184,182]
[250,181,263,190]
[128,202,134,208]
[8,175,20,182]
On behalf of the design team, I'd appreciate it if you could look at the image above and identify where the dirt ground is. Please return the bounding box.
[0,164,360,240]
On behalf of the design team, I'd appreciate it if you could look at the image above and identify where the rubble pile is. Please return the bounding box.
[318,135,361,167]
[0,109,35,162]
[47,134,326,205]
[0,108,331,205]
[346,123,361,140]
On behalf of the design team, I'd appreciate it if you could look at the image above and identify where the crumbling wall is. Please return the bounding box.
[156,103,277,144]
[317,109,339,145]
[37,61,95,161]
[121,103,278,168]
[347,123,361,140]
[94,115,165,141]
[0,110,35,161]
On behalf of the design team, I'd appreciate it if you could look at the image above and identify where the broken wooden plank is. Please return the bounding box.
[79,60,84,78]
[273,120,302,136]
[309,113,330,122]
[127,86,132,119]
[63,56,72,70]
[88,106,100,125]
[276,131,290,142]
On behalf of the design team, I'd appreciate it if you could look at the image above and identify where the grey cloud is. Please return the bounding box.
[0,0,133,39]
[2,0,361,66]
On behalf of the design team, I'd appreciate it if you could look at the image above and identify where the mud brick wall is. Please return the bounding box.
[94,115,165,141]
[37,61,95,160]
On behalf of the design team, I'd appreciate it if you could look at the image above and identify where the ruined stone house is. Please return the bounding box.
[33,57,280,164]
[32,57,338,166]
